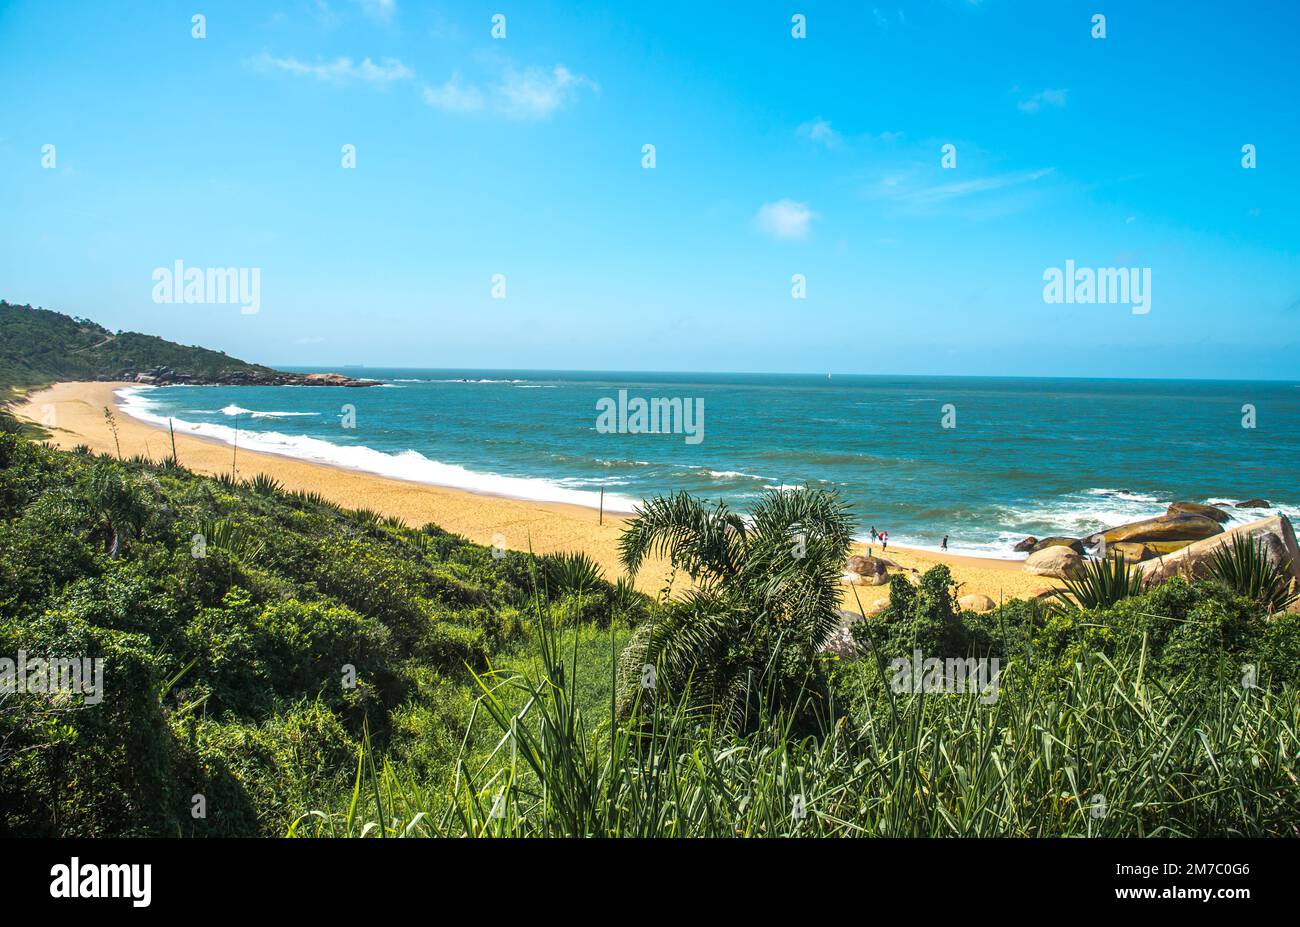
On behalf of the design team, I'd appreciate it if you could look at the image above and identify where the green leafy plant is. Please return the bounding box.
[1209,533,1298,613]
[541,550,605,596]
[1049,552,1145,611]
[196,518,267,564]
[246,473,284,496]
[615,487,852,727]
[83,464,151,557]
[290,489,337,510]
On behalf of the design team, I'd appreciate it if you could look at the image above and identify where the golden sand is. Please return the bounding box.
[13,382,1055,614]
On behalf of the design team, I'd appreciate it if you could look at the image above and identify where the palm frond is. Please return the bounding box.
[618,491,747,581]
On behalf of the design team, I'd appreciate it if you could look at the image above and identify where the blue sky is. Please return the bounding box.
[1,0,1297,378]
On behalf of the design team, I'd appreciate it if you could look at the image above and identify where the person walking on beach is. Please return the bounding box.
[871,526,878,541]
[880,531,888,551]
[941,535,948,551]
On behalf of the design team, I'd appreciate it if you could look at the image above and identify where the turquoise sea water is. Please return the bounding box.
[119,371,1300,558]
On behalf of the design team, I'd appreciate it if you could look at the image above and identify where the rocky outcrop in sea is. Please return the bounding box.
[126,365,379,388]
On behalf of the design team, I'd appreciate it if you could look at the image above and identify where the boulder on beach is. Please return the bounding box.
[1013,536,1038,552]
[843,554,889,586]
[1167,501,1231,523]
[1112,539,1198,561]
[1139,515,1300,592]
[1096,513,1224,546]
[958,593,997,612]
[820,609,870,660]
[1030,536,1085,555]
[1236,498,1271,508]
[1111,541,1158,563]
[1022,546,1086,580]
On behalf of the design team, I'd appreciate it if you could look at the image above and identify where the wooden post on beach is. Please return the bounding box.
[599,486,605,526]
[168,418,178,464]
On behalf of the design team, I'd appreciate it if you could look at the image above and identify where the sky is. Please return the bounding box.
[1,0,1297,378]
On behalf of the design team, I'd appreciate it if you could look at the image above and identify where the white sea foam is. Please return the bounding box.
[859,535,1027,561]
[707,469,772,481]
[1000,488,1297,538]
[116,388,640,513]
[216,404,319,419]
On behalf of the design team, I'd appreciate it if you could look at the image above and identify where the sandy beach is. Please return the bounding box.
[13,382,1055,613]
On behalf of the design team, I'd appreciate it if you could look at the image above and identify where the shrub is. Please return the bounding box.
[541,551,605,596]
[246,473,284,497]
[1209,533,1299,613]
[1049,552,1145,611]
[173,701,357,836]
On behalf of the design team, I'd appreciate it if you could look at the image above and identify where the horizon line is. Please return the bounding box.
[271,365,1300,385]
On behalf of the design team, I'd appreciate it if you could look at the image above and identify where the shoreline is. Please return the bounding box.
[113,383,645,517]
[14,381,1056,610]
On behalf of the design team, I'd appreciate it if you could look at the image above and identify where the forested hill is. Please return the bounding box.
[0,301,374,393]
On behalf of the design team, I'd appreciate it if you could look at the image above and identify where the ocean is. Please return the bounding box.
[118,371,1300,559]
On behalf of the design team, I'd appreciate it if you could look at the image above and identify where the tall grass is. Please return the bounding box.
[290,594,1300,838]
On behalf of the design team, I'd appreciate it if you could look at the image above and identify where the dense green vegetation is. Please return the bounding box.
[299,561,1299,838]
[0,412,644,835]
[1,411,1297,837]
[0,301,275,393]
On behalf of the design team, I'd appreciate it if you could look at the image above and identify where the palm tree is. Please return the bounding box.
[83,466,150,558]
[615,487,853,728]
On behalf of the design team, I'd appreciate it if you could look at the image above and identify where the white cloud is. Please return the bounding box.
[353,0,395,22]
[797,117,841,148]
[865,167,1055,218]
[422,73,484,112]
[755,199,817,240]
[421,64,597,120]
[496,65,597,120]
[894,168,1054,207]
[250,52,413,84]
[1017,88,1069,113]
